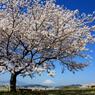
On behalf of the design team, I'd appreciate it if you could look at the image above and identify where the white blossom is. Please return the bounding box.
[0,0,95,77]
[48,70,55,77]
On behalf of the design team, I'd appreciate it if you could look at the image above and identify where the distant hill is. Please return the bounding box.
[0,80,9,86]
[56,84,82,89]
[18,84,52,88]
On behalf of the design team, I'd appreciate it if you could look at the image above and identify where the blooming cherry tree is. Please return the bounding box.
[0,0,95,92]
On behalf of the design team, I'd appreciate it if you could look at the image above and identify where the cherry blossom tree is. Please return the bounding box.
[0,0,95,92]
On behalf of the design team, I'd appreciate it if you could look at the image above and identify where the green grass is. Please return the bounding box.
[0,88,95,95]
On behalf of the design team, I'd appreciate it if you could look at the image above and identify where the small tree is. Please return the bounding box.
[0,0,95,92]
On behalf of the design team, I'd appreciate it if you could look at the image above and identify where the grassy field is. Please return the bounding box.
[0,88,95,95]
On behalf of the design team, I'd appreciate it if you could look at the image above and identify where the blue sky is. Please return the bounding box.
[56,0,95,14]
[0,0,95,86]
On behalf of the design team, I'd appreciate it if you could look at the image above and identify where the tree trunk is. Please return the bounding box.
[10,73,17,92]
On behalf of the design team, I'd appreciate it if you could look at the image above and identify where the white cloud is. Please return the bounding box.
[43,79,55,85]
